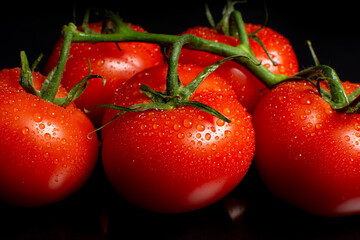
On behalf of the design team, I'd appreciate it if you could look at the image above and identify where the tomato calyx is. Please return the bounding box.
[87,37,252,137]
[291,64,360,113]
[88,33,262,137]
[281,42,360,113]
[19,25,105,108]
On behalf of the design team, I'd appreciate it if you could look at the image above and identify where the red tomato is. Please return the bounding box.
[0,68,99,207]
[253,80,360,216]
[44,22,164,126]
[178,25,298,112]
[101,64,255,213]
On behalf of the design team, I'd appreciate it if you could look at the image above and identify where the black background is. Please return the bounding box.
[1,1,360,239]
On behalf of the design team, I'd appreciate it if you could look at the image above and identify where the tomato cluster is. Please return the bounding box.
[1,3,360,219]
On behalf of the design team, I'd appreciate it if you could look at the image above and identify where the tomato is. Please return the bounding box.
[178,25,298,112]
[101,64,255,213]
[253,80,360,216]
[0,68,99,207]
[44,22,164,126]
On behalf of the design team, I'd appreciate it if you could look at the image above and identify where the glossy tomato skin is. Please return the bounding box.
[101,64,255,213]
[0,68,99,207]
[253,81,360,216]
[44,22,164,126]
[178,25,298,112]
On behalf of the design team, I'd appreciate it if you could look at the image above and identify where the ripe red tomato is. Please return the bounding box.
[0,68,99,207]
[101,64,255,213]
[44,22,165,126]
[178,25,298,112]
[253,80,360,216]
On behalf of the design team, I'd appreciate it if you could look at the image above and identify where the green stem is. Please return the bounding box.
[71,26,286,87]
[166,34,197,97]
[296,65,349,109]
[41,23,77,102]
[231,10,251,51]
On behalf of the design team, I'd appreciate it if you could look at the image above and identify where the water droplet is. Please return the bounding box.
[97,59,105,66]
[22,127,29,135]
[45,133,51,140]
[177,133,184,139]
[216,119,225,127]
[300,115,307,120]
[205,133,211,140]
[173,123,181,131]
[39,123,45,129]
[196,124,205,131]
[225,130,231,137]
[278,64,286,73]
[183,119,193,128]
[223,108,231,116]
[211,144,217,150]
[33,113,43,122]
[344,135,351,141]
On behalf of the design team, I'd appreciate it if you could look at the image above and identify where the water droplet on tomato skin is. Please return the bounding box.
[196,124,205,131]
[33,113,43,122]
[354,123,360,131]
[44,133,52,140]
[205,133,211,141]
[183,119,193,128]
[225,130,232,137]
[22,127,29,135]
[177,133,185,139]
[173,123,181,131]
[216,119,225,127]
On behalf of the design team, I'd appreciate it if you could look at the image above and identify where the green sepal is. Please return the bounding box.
[139,85,168,103]
[205,2,216,28]
[181,100,231,123]
[248,34,278,66]
[54,74,106,107]
[19,51,41,97]
[181,55,258,99]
